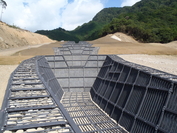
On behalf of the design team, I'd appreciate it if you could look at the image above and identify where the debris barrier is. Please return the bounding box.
[1,41,177,133]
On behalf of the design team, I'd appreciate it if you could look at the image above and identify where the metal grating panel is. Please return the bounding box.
[61,92,127,133]
[91,55,177,133]
[45,54,106,92]
[54,41,99,55]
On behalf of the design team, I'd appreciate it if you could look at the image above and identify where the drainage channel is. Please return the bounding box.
[1,41,177,132]
[49,41,128,133]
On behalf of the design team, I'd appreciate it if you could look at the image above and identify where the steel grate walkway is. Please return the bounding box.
[62,92,127,133]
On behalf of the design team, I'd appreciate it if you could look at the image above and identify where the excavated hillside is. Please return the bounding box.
[0,21,55,50]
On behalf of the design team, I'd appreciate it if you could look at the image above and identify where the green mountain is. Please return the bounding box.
[36,28,80,42]
[36,0,177,43]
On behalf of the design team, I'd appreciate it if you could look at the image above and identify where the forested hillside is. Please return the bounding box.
[36,0,177,43]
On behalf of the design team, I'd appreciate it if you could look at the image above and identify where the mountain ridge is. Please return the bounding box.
[36,0,177,43]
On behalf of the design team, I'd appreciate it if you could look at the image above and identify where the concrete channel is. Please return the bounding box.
[0,41,177,133]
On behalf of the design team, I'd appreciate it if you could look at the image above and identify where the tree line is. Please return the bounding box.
[36,0,177,43]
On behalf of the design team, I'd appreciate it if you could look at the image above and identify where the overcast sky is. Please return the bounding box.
[2,0,141,32]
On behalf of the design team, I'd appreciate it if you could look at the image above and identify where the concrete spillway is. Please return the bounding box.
[0,41,177,133]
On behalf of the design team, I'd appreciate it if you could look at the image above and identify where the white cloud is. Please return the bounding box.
[121,0,141,7]
[2,0,103,32]
[61,0,103,30]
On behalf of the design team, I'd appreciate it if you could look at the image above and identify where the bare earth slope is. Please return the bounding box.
[0,22,59,107]
[0,21,55,50]
[90,32,177,75]
[90,32,177,55]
